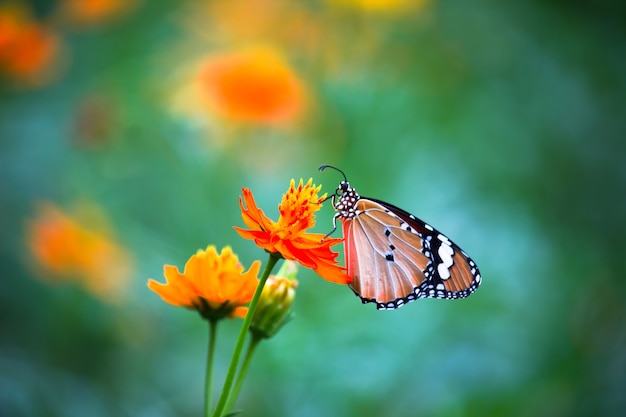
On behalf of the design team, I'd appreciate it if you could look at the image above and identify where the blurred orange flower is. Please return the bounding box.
[234,179,349,284]
[59,0,139,26]
[26,202,132,302]
[0,5,61,84]
[197,47,307,125]
[148,246,261,321]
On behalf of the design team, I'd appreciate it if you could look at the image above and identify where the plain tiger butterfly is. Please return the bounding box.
[320,164,481,310]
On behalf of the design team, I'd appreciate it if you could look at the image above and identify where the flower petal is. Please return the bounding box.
[232,306,248,319]
[235,179,347,285]
[148,245,260,321]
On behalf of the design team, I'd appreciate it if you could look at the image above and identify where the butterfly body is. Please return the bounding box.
[322,166,481,310]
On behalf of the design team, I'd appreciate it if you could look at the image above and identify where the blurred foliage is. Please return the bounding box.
[1,0,625,416]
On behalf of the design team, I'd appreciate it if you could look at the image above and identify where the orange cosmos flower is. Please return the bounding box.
[148,246,261,321]
[26,202,132,302]
[234,179,350,285]
[0,5,62,85]
[197,47,307,125]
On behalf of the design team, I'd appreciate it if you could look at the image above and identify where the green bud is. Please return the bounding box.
[250,261,298,339]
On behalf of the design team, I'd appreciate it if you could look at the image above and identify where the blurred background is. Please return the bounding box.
[1,0,625,416]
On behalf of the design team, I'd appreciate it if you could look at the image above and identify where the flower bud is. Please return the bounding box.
[250,261,298,340]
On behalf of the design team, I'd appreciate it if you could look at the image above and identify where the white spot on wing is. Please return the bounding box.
[437,242,454,279]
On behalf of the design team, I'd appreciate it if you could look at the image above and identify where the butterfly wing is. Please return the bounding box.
[343,197,481,310]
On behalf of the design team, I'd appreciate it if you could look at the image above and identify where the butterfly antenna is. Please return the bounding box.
[319,164,348,183]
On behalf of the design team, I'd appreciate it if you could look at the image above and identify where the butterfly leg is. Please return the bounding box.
[320,194,340,241]
[321,212,341,241]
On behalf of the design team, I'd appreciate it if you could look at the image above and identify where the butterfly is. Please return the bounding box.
[320,164,481,310]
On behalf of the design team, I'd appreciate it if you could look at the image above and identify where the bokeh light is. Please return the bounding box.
[1,1,625,416]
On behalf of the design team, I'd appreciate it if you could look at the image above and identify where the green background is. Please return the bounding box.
[1,1,625,416]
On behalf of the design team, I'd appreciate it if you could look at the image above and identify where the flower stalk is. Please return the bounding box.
[222,261,299,414]
[204,320,218,417]
[210,253,280,417]
[224,336,260,415]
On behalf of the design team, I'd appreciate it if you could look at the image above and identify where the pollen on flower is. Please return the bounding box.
[277,179,324,235]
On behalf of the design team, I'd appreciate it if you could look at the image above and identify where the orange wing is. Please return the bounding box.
[343,198,481,309]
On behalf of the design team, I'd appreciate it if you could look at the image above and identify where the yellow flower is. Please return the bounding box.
[251,261,298,339]
[234,178,350,285]
[148,246,261,321]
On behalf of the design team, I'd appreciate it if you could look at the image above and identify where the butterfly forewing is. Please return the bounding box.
[344,197,481,309]
[344,199,428,308]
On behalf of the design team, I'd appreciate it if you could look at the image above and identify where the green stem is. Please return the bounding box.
[224,336,261,414]
[204,320,218,417]
[211,253,280,417]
